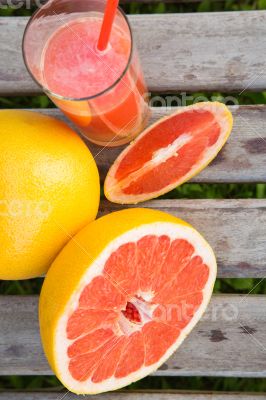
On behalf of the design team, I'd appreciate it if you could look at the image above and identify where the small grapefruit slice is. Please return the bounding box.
[104,102,233,204]
[40,208,216,394]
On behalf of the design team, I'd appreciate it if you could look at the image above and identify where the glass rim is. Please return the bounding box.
[22,1,134,102]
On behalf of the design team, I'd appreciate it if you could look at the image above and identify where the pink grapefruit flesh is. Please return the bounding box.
[67,235,212,383]
[104,102,233,203]
[59,225,214,390]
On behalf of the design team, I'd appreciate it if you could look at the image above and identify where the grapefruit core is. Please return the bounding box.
[39,208,217,394]
[104,102,233,204]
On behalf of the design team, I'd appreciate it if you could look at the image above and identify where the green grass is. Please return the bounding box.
[2,375,266,392]
[159,182,265,199]
[0,0,265,394]
[0,0,265,16]
[128,376,266,392]
[0,95,52,108]
[122,0,266,13]
[2,375,266,393]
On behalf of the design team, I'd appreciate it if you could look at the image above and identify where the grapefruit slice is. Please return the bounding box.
[40,208,216,394]
[104,102,233,204]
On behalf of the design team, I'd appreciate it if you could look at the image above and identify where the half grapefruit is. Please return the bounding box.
[104,102,233,204]
[40,208,216,394]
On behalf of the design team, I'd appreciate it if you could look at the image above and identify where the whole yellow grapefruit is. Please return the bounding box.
[0,110,100,280]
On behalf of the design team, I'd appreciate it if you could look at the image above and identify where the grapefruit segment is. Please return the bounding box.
[69,348,101,382]
[66,309,117,340]
[115,332,145,378]
[104,242,138,295]
[154,256,209,304]
[67,328,114,358]
[153,292,204,329]
[152,239,194,293]
[145,235,171,293]
[143,322,180,366]
[137,235,159,293]
[104,102,233,203]
[79,275,127,310]
[69,336,121,382]
[39,208,217,394]
[91,337,127,383]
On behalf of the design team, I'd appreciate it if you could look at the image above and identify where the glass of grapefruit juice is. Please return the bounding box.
[23,0,150,147]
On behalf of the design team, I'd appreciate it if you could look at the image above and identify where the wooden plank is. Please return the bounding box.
[1,295,266,376]
[36,105,266,184]
[0,392,265,400]
[99,199,266,278]
[1,12,266,94]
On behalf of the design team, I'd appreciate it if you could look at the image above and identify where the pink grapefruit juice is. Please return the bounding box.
[41,15,149,146]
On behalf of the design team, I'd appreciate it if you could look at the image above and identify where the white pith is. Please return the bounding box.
[105,102,232,203]
[54,222,217,394]
[151,133,192,163]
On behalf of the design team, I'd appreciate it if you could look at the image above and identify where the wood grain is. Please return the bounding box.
[0,392,265,400]
[1,12,266,94]
[35,105,266,184]
[99,199,266,278]
[1,295,266,376]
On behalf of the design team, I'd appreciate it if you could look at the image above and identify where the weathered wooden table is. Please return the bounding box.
[0,2,266,399]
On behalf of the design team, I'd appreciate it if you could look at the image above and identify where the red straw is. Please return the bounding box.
[97,0,119,52]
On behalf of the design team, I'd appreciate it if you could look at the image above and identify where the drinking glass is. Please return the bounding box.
[23,0,150,146]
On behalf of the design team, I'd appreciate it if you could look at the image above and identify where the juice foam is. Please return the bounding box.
[42,16,131,99]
